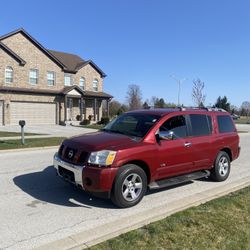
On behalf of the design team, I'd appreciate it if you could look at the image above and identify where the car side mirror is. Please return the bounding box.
[158,131,174,140]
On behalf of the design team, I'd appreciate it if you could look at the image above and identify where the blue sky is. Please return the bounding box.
[1,0,250,107]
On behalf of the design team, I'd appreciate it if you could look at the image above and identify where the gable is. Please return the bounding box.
[67,89,82,96]
[1,31,65,70]
[76,60,106,78]
[0,41,26,65]
[0,28,106,77]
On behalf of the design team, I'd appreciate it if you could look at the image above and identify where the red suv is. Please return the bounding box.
[54,108,240,208]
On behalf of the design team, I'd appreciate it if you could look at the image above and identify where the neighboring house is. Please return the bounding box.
[0,28,112,126]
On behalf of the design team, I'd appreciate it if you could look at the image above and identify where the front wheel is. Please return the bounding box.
[111,164,147,208]
[210,151,231,182]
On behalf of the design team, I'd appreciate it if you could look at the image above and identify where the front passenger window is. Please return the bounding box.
[160,115,187,139]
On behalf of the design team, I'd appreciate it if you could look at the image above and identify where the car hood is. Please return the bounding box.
[63,131,138,151]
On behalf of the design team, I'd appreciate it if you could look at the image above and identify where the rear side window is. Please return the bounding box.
[217,115,235,133]
[189,114,211,137]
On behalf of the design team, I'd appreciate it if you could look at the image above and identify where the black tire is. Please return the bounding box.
[210,151,231,182]
[111,164,147,208]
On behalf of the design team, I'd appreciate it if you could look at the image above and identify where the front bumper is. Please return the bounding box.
[53,153,118,196]
[54,153,85,189]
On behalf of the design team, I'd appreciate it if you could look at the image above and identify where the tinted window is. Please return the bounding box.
[160,115,187,138]
[217,115,235,133]
[189,114,211,137]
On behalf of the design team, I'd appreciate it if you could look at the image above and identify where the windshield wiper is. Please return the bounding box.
[109,129,126,135]
[124,131,141,137]
[101,128,124,134]
[101,128,141,138]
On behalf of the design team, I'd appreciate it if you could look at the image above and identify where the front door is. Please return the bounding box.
[67,98,73,121]
[156,115,193,179]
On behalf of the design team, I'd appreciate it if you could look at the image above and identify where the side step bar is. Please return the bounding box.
[148,170,210,190]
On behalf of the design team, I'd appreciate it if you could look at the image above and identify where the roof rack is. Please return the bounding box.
[177,106,227,112]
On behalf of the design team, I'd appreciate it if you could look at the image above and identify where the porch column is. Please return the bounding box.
[94,98,97,121]
[97,99,100,121]
[80,97,83,121]
[64,95,67,122]
[82,98,86,120]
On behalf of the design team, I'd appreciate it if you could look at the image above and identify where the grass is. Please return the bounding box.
[0,131,44,137]
[77,124,105,130]
[91,186,250,250]
[0,137,65,150]
[235,116,250,124]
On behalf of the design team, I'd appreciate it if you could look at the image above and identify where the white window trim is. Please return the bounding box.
[93,79,98,92]
[5,66,13,83]
[64,73,72,86]
[47,71,56,86]
[79,77,85,90]
[29,69,39,85]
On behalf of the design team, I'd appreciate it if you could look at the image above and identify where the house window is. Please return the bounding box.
[29,69,39,84]
[64,73,72,86]
[47,71,56,86]
[79,77,85,90]
[93,79,98,91]
[5,66,13,83]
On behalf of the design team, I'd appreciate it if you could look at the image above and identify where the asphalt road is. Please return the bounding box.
[0,132,249,250]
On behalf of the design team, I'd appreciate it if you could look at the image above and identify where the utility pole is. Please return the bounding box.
[170,75,187,106]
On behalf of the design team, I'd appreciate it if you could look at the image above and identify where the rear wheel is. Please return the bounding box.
[111,164,147,208]
[210,151,231,182]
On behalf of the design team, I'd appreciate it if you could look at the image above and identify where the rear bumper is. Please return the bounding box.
[53,153,117,198]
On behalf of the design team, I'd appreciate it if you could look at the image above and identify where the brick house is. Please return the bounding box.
[0,28,112,126]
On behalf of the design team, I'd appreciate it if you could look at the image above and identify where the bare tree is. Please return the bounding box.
[126,84,142,110]
[150,96,158,108]
[241,101,250,117]
[192,79,206,107]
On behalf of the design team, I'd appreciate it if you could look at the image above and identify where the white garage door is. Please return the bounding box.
[0,101,3,126]
[10,102,56,125]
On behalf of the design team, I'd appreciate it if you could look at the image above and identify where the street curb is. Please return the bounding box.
[35,177,250,250]
[0,145,59,153]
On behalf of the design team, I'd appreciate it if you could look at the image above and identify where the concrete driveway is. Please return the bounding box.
[0,133,249,250]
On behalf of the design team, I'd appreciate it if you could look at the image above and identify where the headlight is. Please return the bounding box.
[88,150,117,166]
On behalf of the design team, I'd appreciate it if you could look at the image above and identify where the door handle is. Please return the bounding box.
[184,142,192,147]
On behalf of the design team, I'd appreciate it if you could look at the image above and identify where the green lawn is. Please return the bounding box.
[78,124,105,130]
[235,116,250,124]
[0,137,65,150]
[91,186,250,250]
[0,131,44,137]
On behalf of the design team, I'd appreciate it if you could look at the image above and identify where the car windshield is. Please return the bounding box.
[102,113,161,138]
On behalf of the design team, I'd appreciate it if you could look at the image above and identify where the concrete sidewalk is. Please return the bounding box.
[0,135,59,141]
[0,124,97,137]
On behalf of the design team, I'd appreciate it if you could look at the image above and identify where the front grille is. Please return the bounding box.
[58,166,75,183]
[64,147,77,161]
[78,151,89,164]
